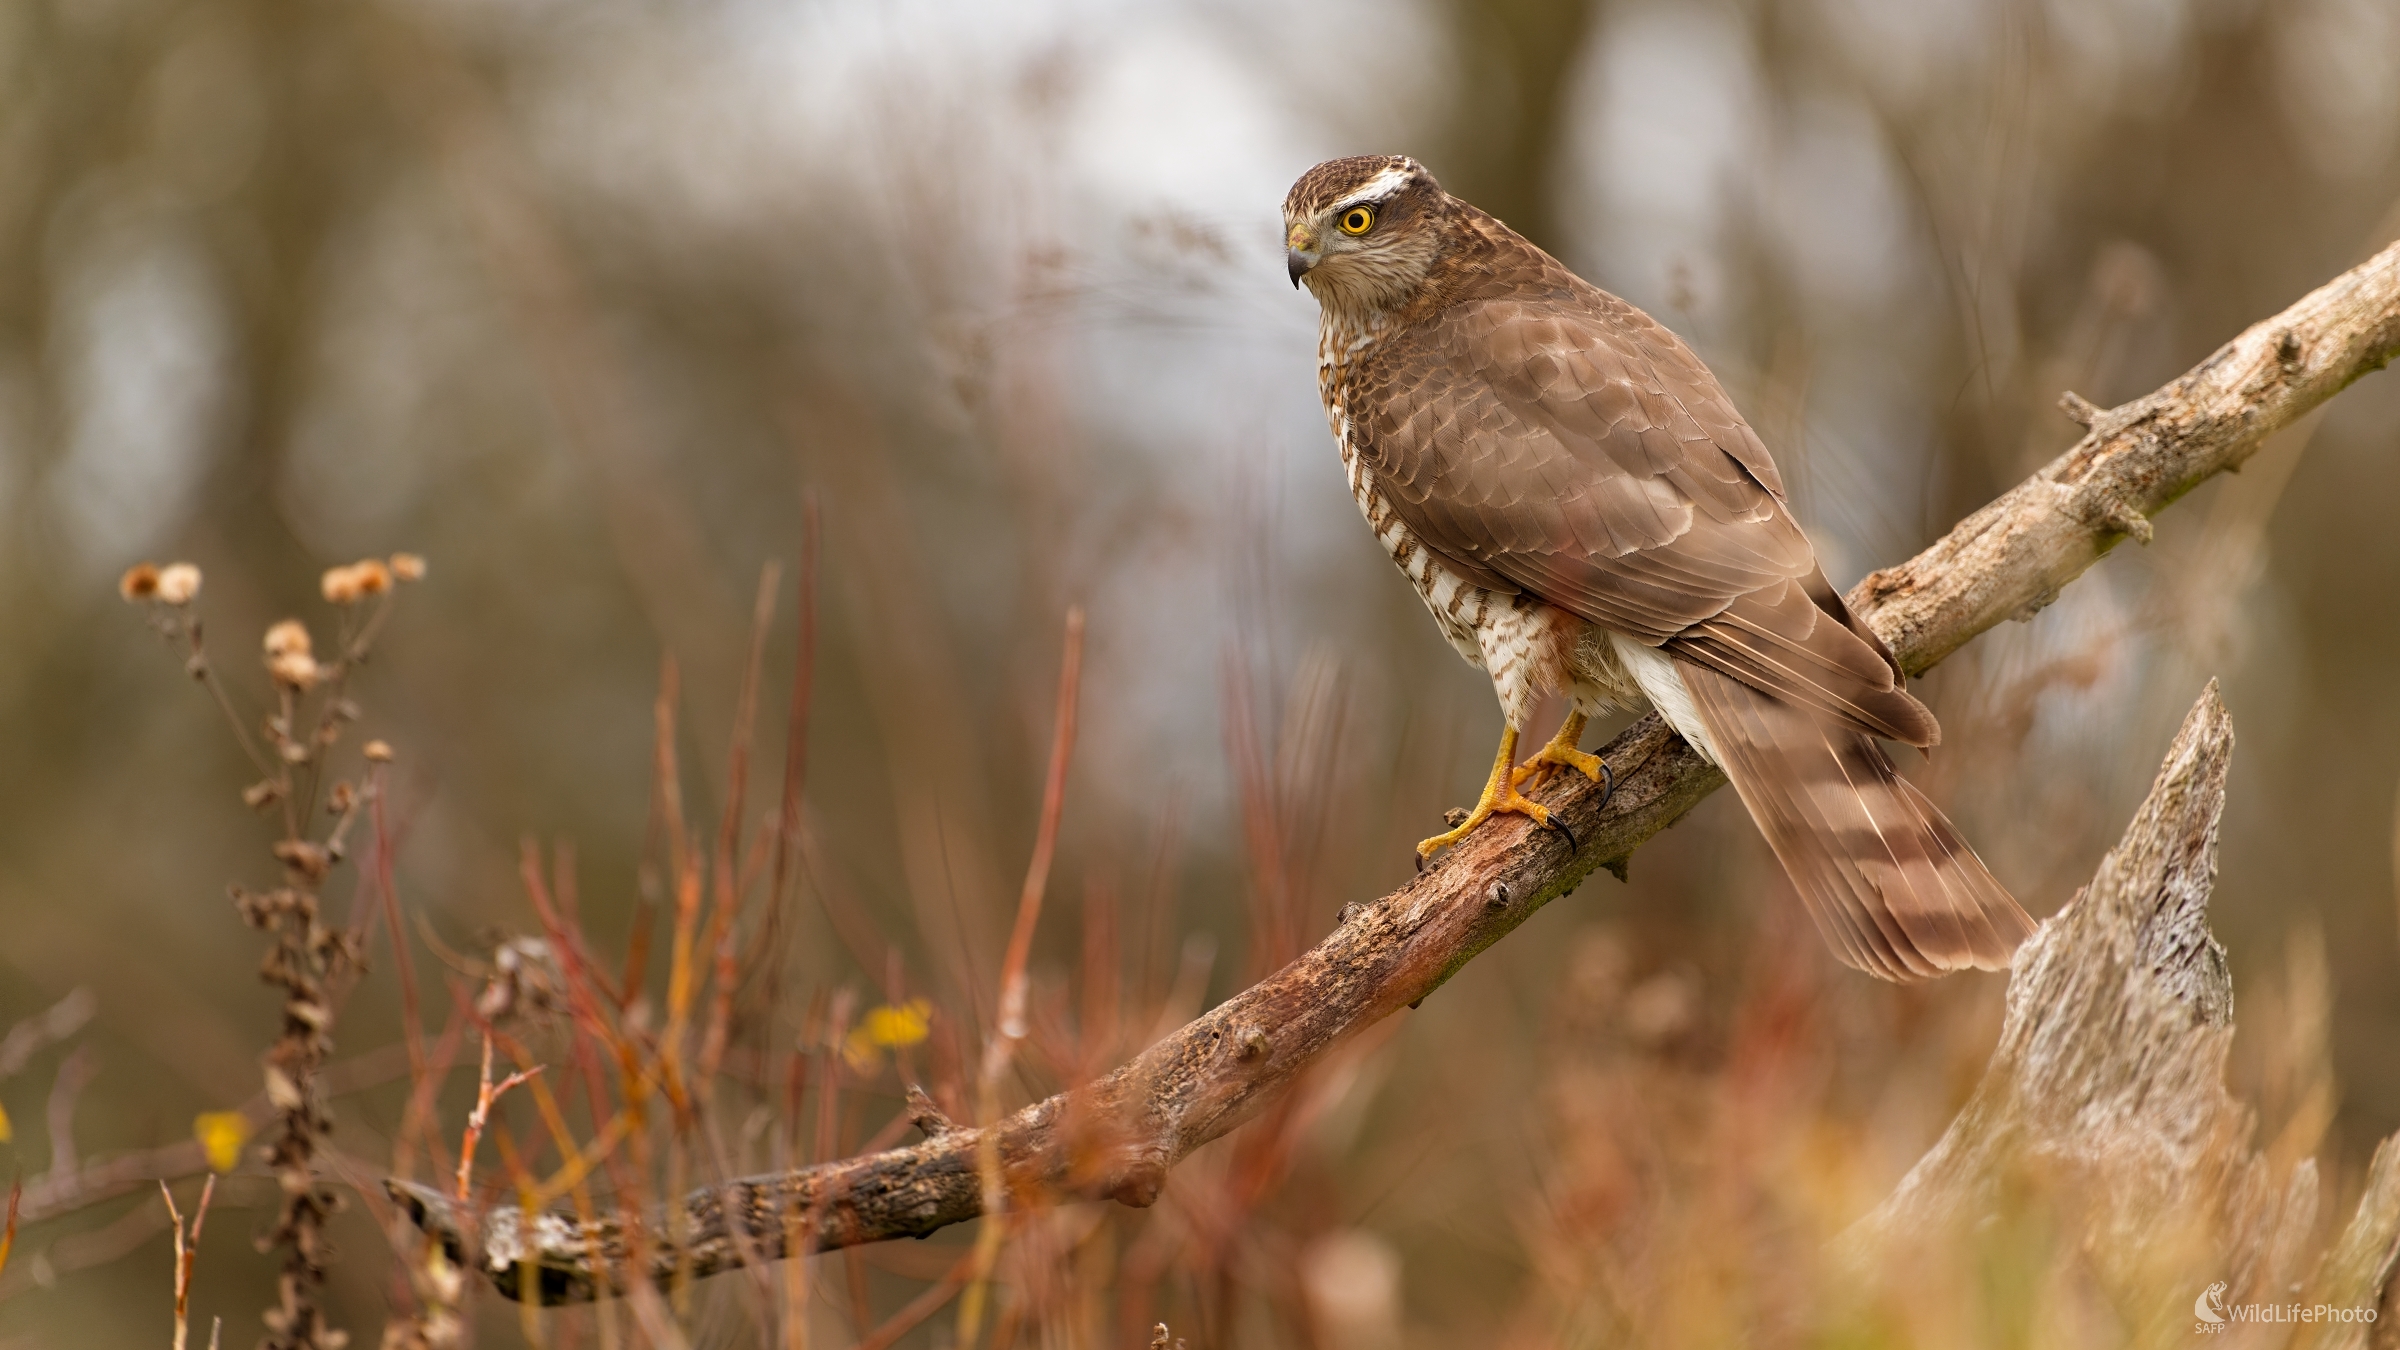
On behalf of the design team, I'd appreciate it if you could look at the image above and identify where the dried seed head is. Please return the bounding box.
[264,619,312,659]
[155,562,202,605]
[119,563,160,601]
[264,619,319,690]
[272,838,332,880]
[389,552,426,581]
[262,1065,304,1111]
[323,558,395,603]
[363,739,394,763]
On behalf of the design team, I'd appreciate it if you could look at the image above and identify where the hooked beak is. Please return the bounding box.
[1286,223,1320,288]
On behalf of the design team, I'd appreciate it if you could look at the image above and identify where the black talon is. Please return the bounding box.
[1546,813,1577,853]
[1598,760,1615,806]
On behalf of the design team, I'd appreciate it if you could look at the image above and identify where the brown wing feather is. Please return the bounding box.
[1673,580,1937,747]
[1366,287,1803,641]
[1356,247,1928,745]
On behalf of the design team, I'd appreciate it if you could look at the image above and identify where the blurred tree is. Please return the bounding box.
[1435,0,1599,255]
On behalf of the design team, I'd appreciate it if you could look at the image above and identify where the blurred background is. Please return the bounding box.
[4,0,2400,1344]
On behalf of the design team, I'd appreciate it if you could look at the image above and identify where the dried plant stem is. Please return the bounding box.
[759,494,822,1027]
[373,767,439,1181]
[126,559,422,1347]
[860,1249,978,1350]
[699,564,782,1086]
[395,237,2400,1300]
[242,867,363,1349]
[163,1175,216,1350]
[0,1181,19,1291]
[454,1035,542,1204]
[960,608,1084,1347]
[197,659,275,780]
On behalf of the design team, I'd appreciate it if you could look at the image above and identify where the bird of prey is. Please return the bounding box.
[1283,155,2032,981]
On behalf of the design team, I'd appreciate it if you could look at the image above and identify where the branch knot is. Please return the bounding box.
[904,1084,961,1141]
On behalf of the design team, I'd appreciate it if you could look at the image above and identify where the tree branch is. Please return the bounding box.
[392,238,2400,1302]
[1857,237,2400,674]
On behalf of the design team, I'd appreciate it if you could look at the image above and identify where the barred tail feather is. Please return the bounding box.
[1676,660,2034,981]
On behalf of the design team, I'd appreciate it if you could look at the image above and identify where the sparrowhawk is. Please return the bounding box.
[1284,154,2032,981]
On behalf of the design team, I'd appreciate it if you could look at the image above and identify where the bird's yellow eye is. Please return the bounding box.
[1339,205,1376,236]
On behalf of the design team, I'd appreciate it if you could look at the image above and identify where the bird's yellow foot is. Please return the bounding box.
[1511,712,1610,794]
[1417,728,1576,864]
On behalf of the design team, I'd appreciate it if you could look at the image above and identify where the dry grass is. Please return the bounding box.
[80,539,2395,1349]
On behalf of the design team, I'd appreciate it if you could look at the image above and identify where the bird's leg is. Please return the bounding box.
[1511,711,1610,794]
[1417,726,1572,863]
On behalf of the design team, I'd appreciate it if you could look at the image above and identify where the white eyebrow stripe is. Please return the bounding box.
[1336,165,1415,209]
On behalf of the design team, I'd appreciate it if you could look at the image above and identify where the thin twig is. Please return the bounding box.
[699,562,781,1086]
[174,614,275,780]
[858,1248,978,1350]
[163,1175,216,1350]
[0,989,95,1082]
[370,761,433,1180]
[456,1035,543,1204]
[41,1047,96,1182]
[0,1178,19,1285]
[759,492,821,1025]
[959,607,1084,1346]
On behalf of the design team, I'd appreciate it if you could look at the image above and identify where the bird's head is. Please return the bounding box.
[1283,155,1447,317]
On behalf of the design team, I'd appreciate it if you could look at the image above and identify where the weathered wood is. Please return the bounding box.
[1843,686,2400,1348]
[2302,1137,2400,1350]
[1849,684,2245,1263]
[394,239,2400,1301]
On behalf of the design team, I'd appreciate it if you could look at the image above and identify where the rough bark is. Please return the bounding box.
[393,239,2400,1302]
[1849,685,2245,1263]
[1842,687,2400,1348]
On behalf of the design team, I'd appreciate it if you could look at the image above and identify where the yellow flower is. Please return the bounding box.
[194,1111,252,1173]
[842,999,932,1071]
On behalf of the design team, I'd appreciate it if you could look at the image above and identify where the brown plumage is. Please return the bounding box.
[1284,154,2032,981]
